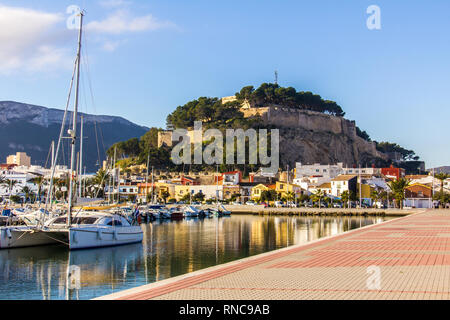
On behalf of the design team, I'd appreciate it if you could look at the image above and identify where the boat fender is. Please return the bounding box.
[113,229,118,240]
[97,229,102,240]
[72,231,78,243]
[6,228,12,239]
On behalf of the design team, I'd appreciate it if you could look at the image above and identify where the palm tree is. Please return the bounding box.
[387,178,411,209]
[285,191,295,203]
[30,176,45,202]
[311,190,325,208]
[2,179,19,201]
[21,186,34,203]
[93,169,110,198]
[435,173,449,193]
[341,191,350,208]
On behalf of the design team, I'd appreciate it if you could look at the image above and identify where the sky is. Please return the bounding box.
[0,0,449,168]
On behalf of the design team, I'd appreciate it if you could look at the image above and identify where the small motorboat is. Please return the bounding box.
[183,206,200,218]
[170,207,184,220]
[218,205,232,216]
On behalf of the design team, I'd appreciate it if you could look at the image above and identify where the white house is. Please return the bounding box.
[189,185,223,200]
[295,162,344,180]
[0,171,39,198]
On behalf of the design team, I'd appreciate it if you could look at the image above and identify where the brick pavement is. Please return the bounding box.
[97,209,450,300]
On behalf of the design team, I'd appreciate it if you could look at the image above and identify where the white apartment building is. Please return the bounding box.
[342,167,381,176]
[295,163,344,180]
[189,185,223,201]
[13,165,70,179]
[0,171,39,197]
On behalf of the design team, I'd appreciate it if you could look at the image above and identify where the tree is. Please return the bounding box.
[375,142,418,161]
[92,169,110,198]
[2,179,19,202]
[283,191,295,203]
[387,178,411,209]
[161,190,171,204]
[341,191,350,208]
[30,176,45,202]
[435,173,449,192]
[21,186,34,203]
[260,190,277,202]
[311,190,325,208]
[230,193,241,202]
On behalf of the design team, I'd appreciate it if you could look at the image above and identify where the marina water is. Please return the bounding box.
[0,215,391,300]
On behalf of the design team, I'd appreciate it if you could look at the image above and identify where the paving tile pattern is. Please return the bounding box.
[113,210,450,300]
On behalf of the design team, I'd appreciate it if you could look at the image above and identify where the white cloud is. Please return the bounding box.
[0,4,177,73]
[102,40,124,52]
[0,5,73,74]
[86,9,176,35]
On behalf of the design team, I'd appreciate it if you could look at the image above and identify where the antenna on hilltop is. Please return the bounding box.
[274,70,278,85]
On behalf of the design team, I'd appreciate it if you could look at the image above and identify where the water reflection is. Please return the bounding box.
[0,215,388,300]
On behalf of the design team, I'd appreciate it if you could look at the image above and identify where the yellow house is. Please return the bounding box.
[156,182,176,199]
[175,185,191,201]
[359,184,374,199]
[275,181,303,198]
[251,184,276,201]
[138,182,176,201]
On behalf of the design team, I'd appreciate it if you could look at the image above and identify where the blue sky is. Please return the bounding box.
[0,0,449,168]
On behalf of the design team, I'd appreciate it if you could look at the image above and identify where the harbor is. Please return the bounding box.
[0,213,389,300]
[97,209,450,300]
[0,2,449,305]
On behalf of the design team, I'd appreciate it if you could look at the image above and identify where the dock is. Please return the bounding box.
[220,205,421,217]
[96,209,450,300]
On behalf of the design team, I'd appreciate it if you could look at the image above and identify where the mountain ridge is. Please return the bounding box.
[0,101,149,171]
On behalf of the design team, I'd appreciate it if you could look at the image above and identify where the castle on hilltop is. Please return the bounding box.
[158,95,359,149]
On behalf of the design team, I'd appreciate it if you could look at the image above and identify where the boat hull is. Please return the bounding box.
[0,227,60,249]
[67,226,143,250]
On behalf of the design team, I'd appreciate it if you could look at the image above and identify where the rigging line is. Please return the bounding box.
[44,142,52,169]
[44,54,78,215]
[82,37,106,164]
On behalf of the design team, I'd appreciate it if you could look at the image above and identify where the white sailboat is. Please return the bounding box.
[42,11,143,250]
[1,11,143,250]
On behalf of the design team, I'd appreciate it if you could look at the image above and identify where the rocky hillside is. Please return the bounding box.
[248,106,388,167]
[0,101,148,171]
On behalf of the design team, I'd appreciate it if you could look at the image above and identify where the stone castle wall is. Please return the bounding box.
[158,102,385,165]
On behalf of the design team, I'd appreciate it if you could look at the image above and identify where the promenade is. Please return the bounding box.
[97,209,450,300]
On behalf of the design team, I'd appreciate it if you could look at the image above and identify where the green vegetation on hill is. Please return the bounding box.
[375,142,419,161]
[107,127,173,169]
[235,83,345,116]
[167,83,345,128]
[166,97,263,129]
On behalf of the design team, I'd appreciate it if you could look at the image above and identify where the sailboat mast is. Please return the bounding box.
[145,153,150,203]
[78,115,84,198]
[51,141,55,169]
[151,166,154,204]
[67,11,84,227]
